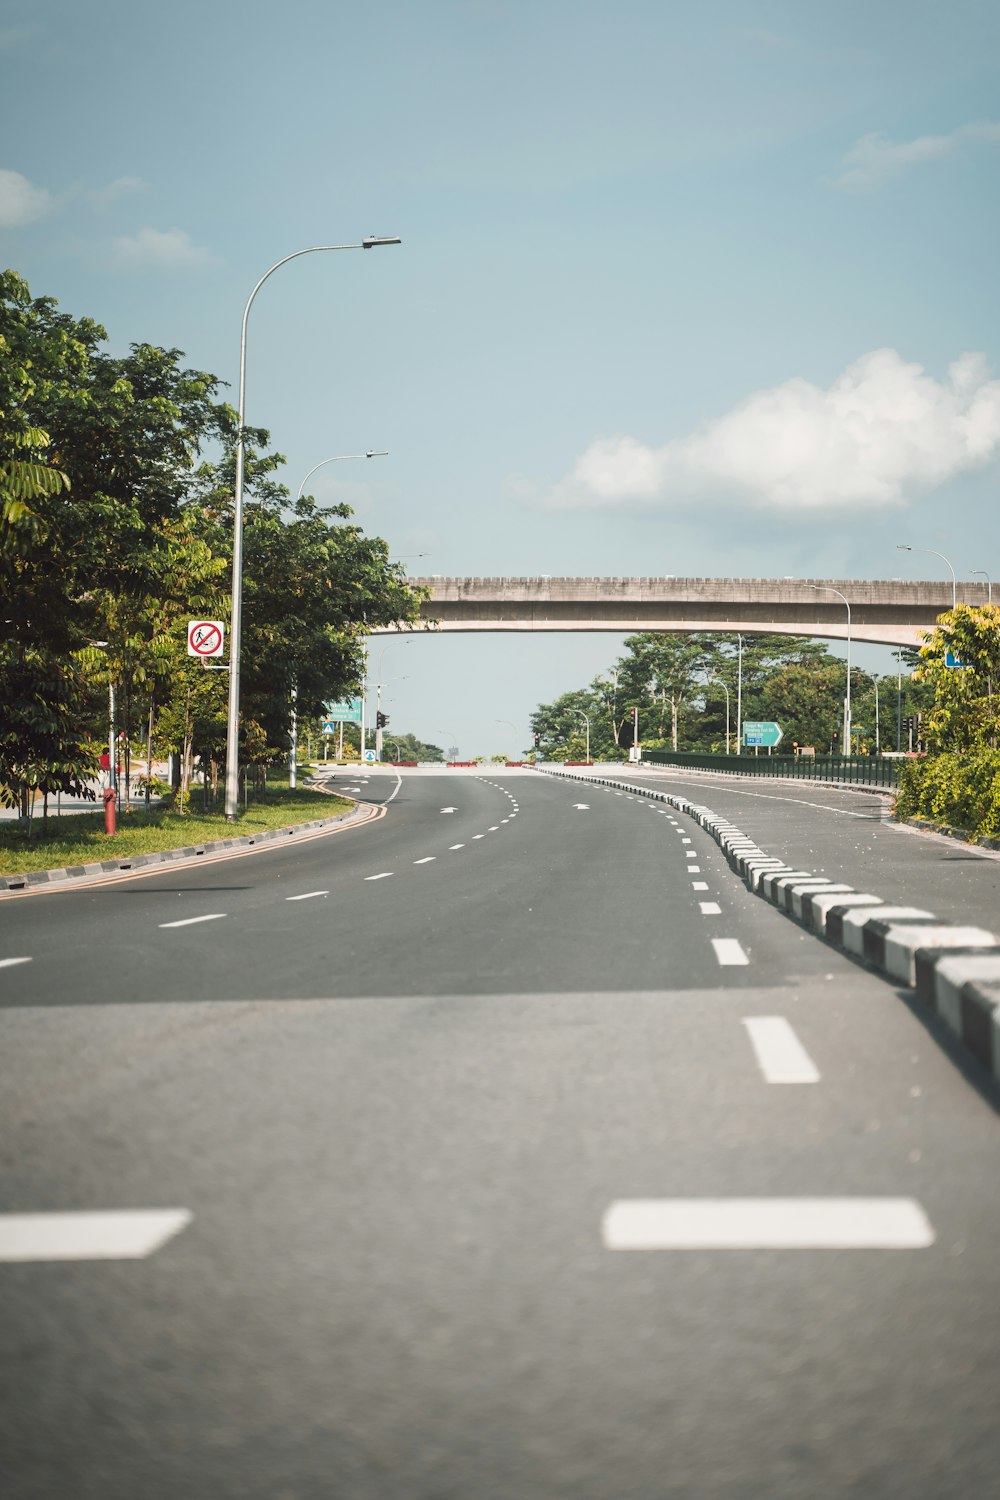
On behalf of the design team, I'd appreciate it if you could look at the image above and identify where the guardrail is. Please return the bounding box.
[641,749,901,788]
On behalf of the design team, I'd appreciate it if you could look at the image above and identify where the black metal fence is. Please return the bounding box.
[641,749,901,788]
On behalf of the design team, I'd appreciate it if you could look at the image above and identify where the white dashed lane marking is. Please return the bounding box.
[0,957,32,969]
[602,1199,934,1250]
[692,881,709,891]
[743,1017,820,1084]
[449,843,465,850]
[159,913,227,929]
[0,1209,193,1262]
[712,938,749,967]
[285,891,329,901]
[364,873,393,881]
[414,857,436,865]
[699,902,722,915]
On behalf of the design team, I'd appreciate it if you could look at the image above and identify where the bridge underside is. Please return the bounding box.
[373,576,961,649]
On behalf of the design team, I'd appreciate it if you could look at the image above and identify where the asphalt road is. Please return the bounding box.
[2,767,1000,1498]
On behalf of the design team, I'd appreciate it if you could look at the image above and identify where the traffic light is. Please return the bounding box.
[376,711,388,729]
[533,731,541,748]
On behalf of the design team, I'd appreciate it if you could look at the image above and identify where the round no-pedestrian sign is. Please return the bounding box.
[187,620,225,657]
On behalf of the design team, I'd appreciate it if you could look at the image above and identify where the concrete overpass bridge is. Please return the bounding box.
[383,576,972,648]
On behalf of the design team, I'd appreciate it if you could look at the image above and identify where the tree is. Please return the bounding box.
[914,605,1000,751]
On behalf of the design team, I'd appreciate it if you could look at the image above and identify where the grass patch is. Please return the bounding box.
[0,780,353,876]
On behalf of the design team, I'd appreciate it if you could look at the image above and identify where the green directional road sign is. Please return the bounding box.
[323,696,363,724]
[742,720,783,748]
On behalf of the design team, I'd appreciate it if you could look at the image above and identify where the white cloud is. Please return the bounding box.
[0,168,51,228]
[88,175,146,207]
[111,226,216,270]
[831,121,1000,190]
[546,350,1000,513]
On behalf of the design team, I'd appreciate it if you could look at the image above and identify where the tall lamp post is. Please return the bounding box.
[373,637,413,761]
[896,544,957,611]
[735,634,744,753]
[224,234,401,822]
[805,583,852,754]
[970,568,992,604]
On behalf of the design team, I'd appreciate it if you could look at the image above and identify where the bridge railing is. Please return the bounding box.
[641,749,901,789]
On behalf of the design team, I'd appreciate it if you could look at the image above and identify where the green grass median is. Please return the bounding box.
[0,781,354,876]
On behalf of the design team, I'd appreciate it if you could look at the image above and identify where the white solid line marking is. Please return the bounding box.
[692,881,709,890]
[743,1017,820,1084]
[285,891,329,901]
[413,857,436,864]
[712,938,749,966]
[0,957,32,969]
[159,913,227,929]
[364,872,393,881]
[449,843,465,850]
[0,1209,193,1262]
[602,1199,934,1250]
[699,902,722,915]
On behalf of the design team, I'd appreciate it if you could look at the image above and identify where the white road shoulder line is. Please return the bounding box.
[286,891,329,901]
[712,937,749,966]
[602,1199,934,1249]
[0,956,32,969]
[0,1208,192,1262]
[743,1016,820,1083]
[159,913,227,929]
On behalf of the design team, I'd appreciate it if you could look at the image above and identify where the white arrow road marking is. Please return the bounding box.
[414,857,436,865]
[440,807,457,813]
[743,1017,820,1083]
[364,873,393,881]
[602,1199,934,1250]
[0,957,32,969]
[712,938,749,966]
[0,1209,193,1262]
[159,914,227,929]
[285,891,329,901]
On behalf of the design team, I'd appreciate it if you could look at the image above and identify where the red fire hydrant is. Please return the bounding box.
[103,786,117,835]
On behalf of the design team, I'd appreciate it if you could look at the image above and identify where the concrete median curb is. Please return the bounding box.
[0,799,375,894]
[539,765,1000,1088]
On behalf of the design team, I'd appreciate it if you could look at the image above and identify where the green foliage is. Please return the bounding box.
[896,750,1000,840]
[0,269,424,816]
[381,732,444,762]
[914,605,1000,751]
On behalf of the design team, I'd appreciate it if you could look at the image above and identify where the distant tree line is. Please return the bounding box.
[1,269,423,816]
[530,631,932,760]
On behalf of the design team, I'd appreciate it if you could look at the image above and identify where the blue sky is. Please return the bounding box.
[4,0,999,755]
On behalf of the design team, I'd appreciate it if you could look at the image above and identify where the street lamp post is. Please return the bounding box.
[805,584,852,754]
[224,235,401,822]
[970,568,993,604]
[373,638,413,760]
[896,544,957,611]
[296,450,388,501]
[735,634,744,753]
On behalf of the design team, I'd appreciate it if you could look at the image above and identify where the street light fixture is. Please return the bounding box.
[224,234,401,822]
[805,583,852,754]
[896,544,957,611]
[970,568,993,605]
[296,450,388,501]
